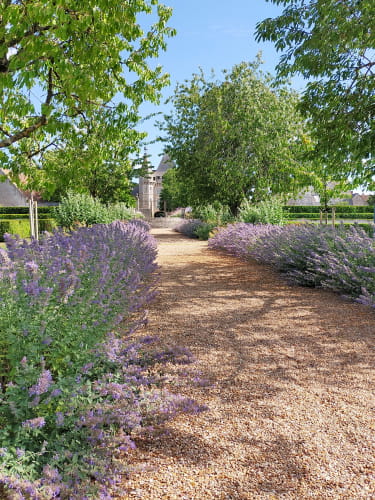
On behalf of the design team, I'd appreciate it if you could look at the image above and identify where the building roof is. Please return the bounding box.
[155,154,174,174]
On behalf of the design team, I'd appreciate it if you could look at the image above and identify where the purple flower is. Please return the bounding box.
[28,369,53,396]
[50,388,62,397]
[55,412,64,426]
[81,362,94,374]
[42,465,61,482]
[22,417,46,429]
[25,261,39,274]
[41,337,53,345]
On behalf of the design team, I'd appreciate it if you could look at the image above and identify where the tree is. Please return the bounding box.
[0,0,175,172]
[255,0,375,188]
[159,167,187,211]
[160,60,312,213]
[10,107,145,203]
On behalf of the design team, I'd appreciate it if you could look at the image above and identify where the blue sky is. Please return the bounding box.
[137,0,307,169]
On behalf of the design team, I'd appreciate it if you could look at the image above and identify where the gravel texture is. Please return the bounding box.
[118,228,375,500]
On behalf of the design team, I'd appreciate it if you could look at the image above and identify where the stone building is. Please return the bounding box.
[0,169,28,206]
[137,154,174,217]
[287,184,370,207]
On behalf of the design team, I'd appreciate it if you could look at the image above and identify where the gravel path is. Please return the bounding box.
[120,228,375,500]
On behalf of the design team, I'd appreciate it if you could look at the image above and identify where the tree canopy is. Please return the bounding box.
[0,0,175,188]
[159,167,187,211]
[16,107,144,204]
[256,0,375,187]
[160,60,312,213]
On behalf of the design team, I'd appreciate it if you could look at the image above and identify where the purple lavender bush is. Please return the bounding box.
[0,221,205,499]
[174,219,203,238]
[306,225,375,303]
[209,222,375,307]
[127,218,151,231]
[208,222,276,258]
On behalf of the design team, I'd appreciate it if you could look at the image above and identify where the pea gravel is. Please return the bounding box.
[117,228,375,500]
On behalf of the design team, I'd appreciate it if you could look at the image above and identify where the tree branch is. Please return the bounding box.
[0,117,47,148]
[0,25,53,73]
[0,67,54,148]
[26,140,57,159]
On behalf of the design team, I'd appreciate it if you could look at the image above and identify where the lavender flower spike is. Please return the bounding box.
[28,369,53,396]
[22,417,46,429]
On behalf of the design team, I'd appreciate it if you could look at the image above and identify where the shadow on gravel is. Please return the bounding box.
[124,234,375,498]
[154,254,375,398]
[134,427,222,465]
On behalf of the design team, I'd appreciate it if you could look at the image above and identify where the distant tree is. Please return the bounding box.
[160,60,312,213]
[367,194,375,206]
[159,168,187,211]
[256,0,375,188]
[0,0,175,175]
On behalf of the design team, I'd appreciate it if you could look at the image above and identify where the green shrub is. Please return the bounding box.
[194,222,216,240]
[52,193,142,229]
[107,202,142,222]
[192,203,234,226]
[239,197,286,225]
[52,192,109,228]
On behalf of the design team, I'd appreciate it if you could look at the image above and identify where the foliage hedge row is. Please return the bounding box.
[287,212,374,220]
[0,206,53,215]
[0,219,57,241]
[286,205,373,214]
[0,214,56,221]
[0,207,56,240]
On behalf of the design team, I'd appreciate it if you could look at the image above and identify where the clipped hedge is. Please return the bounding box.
[0,214,56,220]
[286,205,374,214]
[0,219,57,241]
[287,212,374,220]
[0,219,30,240]
[0,206,53,215]
[0,214,30,220]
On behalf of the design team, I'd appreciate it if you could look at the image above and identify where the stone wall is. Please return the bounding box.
[149,217,184,228]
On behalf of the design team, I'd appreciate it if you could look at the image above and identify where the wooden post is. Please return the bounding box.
[332,207,336,228]
[28,196,39,239]
[34,200,39,240]
[29,197,35,238]
[319,210,323,225]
